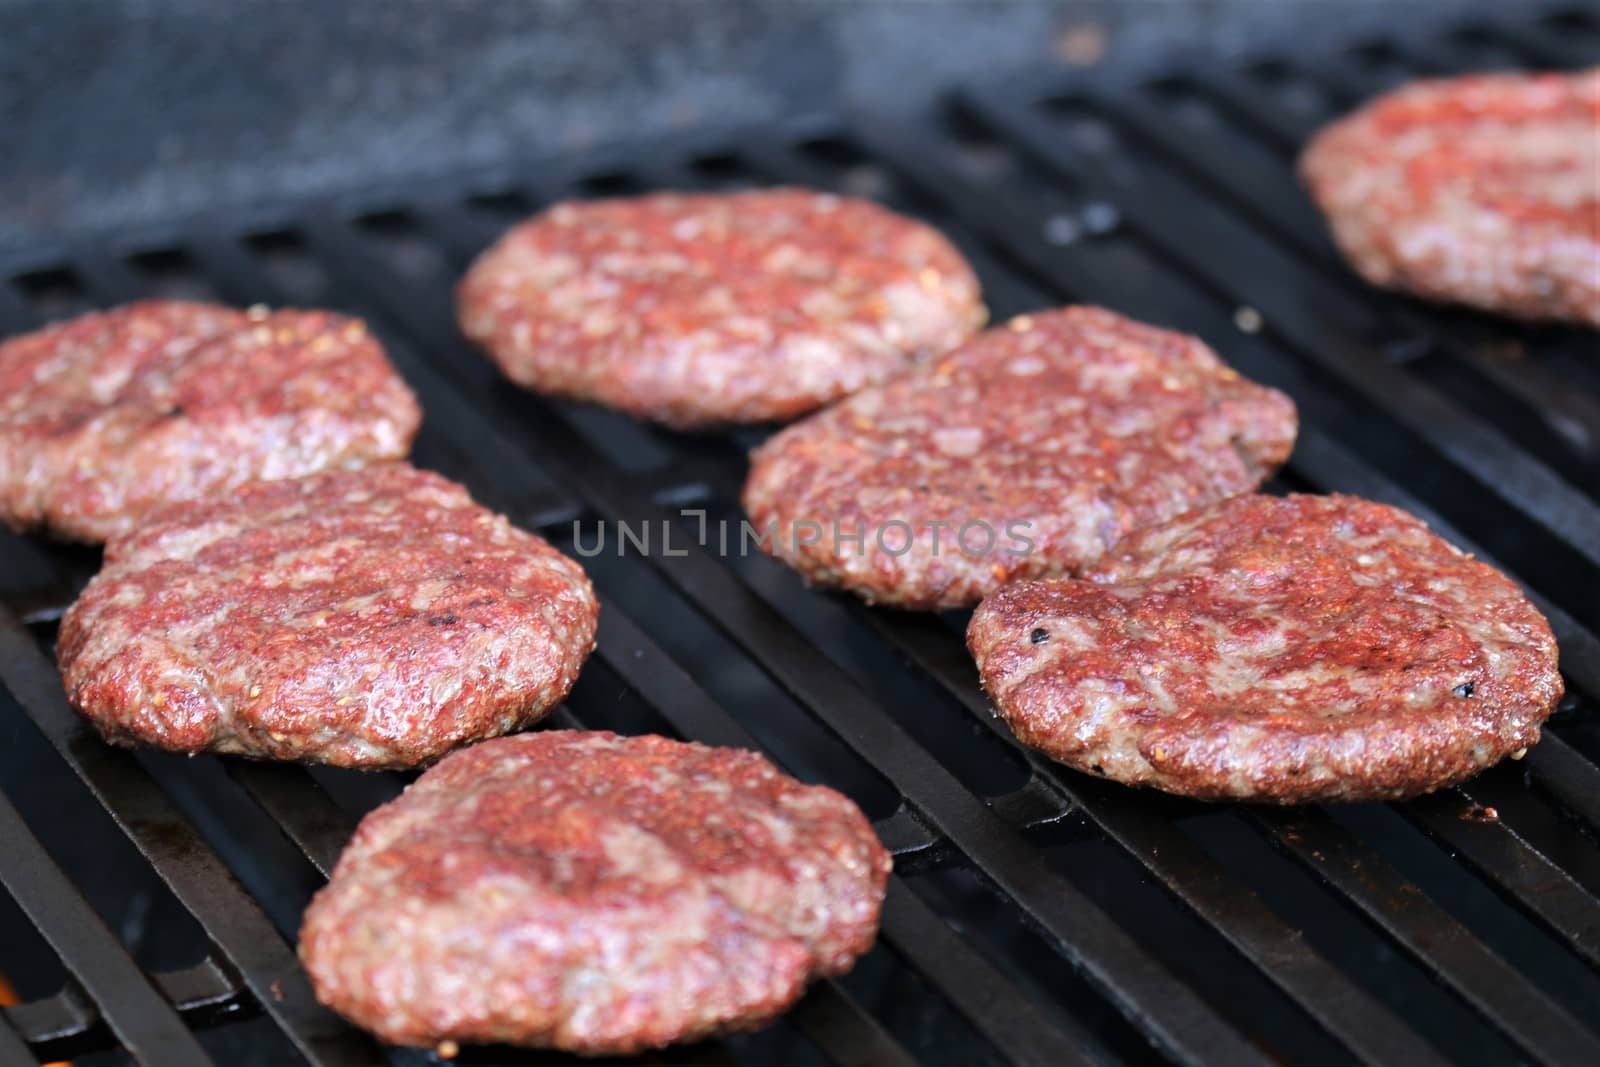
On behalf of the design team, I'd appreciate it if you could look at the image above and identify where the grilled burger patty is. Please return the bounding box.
[58,464,597,768]
[1301,68,1600,325]
[968,494,1563,803]
[742,306,1297,610]
[299,731,892,1054]
[0,300,421,541]
[456,188,986,428]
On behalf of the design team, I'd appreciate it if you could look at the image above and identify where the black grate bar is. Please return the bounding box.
[1519,736,1600,830]
[1102,70,1338,259]
[13,960,239,1053]
[101,241,917,1067]
[3,983,97,1059]
[873,878,1096,1067]
[0,782,213,1066]
[1197,65,1319,148]
[0,610,379,1067]
[154,960,249,1033]
[593,604,1097,1067]
[1405,790,1600,970]
[1255,809,1600,1065]
[225,763,351,877]
[296,205,1274,1067]
[1357,27,1566,87]
[1454,766,1600,900]
[859,609,1450,1067]
[785,984,918,1067]
[948,88,1600,569]
[0,1015,31,1066]
[4,985,98,1058]
[756,989,909,1067]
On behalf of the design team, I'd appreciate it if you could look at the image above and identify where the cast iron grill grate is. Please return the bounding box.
[1,6,1598,1065]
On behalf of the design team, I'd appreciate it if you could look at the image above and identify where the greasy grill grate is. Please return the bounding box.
[2,6,1599,1065]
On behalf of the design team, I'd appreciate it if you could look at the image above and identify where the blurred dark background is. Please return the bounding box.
[0,0,1503,253]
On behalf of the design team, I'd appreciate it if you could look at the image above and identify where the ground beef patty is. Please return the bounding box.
[58,464,597,768]
[0,300,422,541]
[742,306,1297,610]
[299,731,891,1054]
[1301,68,1600,325]
[968,494,1564,803]
[456,188,986,427]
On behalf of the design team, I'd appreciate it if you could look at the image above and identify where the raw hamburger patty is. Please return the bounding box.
[968,494,1564,803]
[1300,68,1600,324]
[58,464,597,768]
[299,731,892,1053]
[0,300,422,541]
[742,306,1298,610]
[456,188,986,427]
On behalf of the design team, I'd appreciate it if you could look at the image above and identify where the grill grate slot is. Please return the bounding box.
[0,781,212,1065]
[864,611,1452,1067]
[0,615,380,1066]
[1403,789,1600,968]
[1253,808,1600,1063]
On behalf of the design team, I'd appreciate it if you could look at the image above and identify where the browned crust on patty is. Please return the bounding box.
[58,464,597,768]
[0,301,422,541]
[1300,68,1600,325]
[742,306,1298,610]
[455,188,986,427]
[968,494,1564,803]
[299,731,892,1053]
